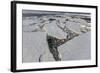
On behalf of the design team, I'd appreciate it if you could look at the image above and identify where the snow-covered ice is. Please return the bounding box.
[58,31,91,61]
[22,10,91,63]
[22,32,55,62]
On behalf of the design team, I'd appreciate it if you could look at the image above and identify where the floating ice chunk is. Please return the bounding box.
[45,21,67,39]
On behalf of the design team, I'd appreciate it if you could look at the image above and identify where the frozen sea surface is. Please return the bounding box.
[22,32,55,63]
[58,31,91,61]
[22,11,91,63]
[22,31,91,63]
